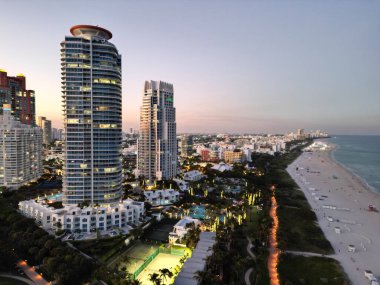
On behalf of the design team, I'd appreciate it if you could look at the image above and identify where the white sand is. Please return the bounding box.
[287,144,380,285]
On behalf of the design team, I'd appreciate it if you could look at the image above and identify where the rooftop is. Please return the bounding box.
[70,25,112,40]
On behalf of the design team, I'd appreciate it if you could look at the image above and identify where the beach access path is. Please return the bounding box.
[287,146,380,285]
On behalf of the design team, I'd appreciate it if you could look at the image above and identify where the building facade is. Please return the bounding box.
[0,105,42,188]
[61,25,122,205]
[183,170,203,181]
[224,150,243,163]
[143,189,180,206]
[180,135,193,157]
[37,116,52,145]
[0,70,36,126]
[138,81,177,180]
[19,198,144,233]
[169,217,201,244]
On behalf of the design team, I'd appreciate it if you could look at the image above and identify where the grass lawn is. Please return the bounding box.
[0,277,29,285]
[270,145,333,254]
[278,254,350,285]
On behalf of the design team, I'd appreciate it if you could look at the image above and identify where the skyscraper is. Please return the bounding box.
[0,70,36,126]
[138,81,177,180]
[61,25,122,205]
[180,135,193,157]
[0,104,42,188]
[37,116,52,145]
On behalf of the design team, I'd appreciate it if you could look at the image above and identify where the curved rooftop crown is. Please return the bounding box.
[70,25,112,40]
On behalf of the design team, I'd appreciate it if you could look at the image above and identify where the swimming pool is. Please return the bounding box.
[190,205,205,219]
[47,193,63,201]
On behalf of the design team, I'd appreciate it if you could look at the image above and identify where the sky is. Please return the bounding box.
[0,0,379,135]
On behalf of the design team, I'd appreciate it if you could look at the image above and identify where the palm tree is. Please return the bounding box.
[149,273,162,285]
[159,268,173,283]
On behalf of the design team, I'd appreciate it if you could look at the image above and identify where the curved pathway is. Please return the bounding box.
[285,250,337,259]
[244,236,257,285]
[246,236,256,261]
[0,273,34,285]
[244,268,253,285]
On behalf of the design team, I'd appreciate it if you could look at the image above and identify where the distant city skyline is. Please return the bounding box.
[0,0,379,135]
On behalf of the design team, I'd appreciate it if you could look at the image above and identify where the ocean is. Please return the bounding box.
[327,135,380,194]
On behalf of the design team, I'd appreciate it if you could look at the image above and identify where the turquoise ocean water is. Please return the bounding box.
[326,135,380,194]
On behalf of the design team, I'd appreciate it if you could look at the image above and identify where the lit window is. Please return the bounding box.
[67,119,79,124]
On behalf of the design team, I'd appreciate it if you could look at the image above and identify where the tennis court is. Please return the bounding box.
[121,241,159,274]
[137,253,182,285]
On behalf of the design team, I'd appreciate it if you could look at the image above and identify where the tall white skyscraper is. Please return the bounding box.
[138,81,177,180]
[17,25,145,234]
[61,25,122,205]
[0,104,42,188]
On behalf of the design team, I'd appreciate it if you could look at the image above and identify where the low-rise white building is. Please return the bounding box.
[19,198,144,233]
[169,217,201,244]
[144,189,180,206]
[183,170,203,181]
[211,162,232,172]
[173,179,189,191]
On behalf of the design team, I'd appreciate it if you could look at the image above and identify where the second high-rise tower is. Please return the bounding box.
[138,81,177,180]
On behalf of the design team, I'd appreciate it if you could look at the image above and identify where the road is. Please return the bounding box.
[17,260,50,285]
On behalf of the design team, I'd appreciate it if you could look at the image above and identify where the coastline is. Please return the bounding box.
[324,140,379,195]
[324,137,380,195]
[287,145,380,285]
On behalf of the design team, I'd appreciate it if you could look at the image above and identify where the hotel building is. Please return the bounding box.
[138,80,177,180]
[0,70,36,126]
[0,105,42,188]
[224,150,243,163]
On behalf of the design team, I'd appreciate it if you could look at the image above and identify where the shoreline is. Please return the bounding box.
[330,149,379,195]
[326,141,378,195]
[320,138,380,195]
[287,146,380,285]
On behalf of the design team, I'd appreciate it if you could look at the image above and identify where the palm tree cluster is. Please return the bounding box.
[148,268,173,285]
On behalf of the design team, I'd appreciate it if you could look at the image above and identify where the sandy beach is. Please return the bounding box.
[287,143,380,285]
